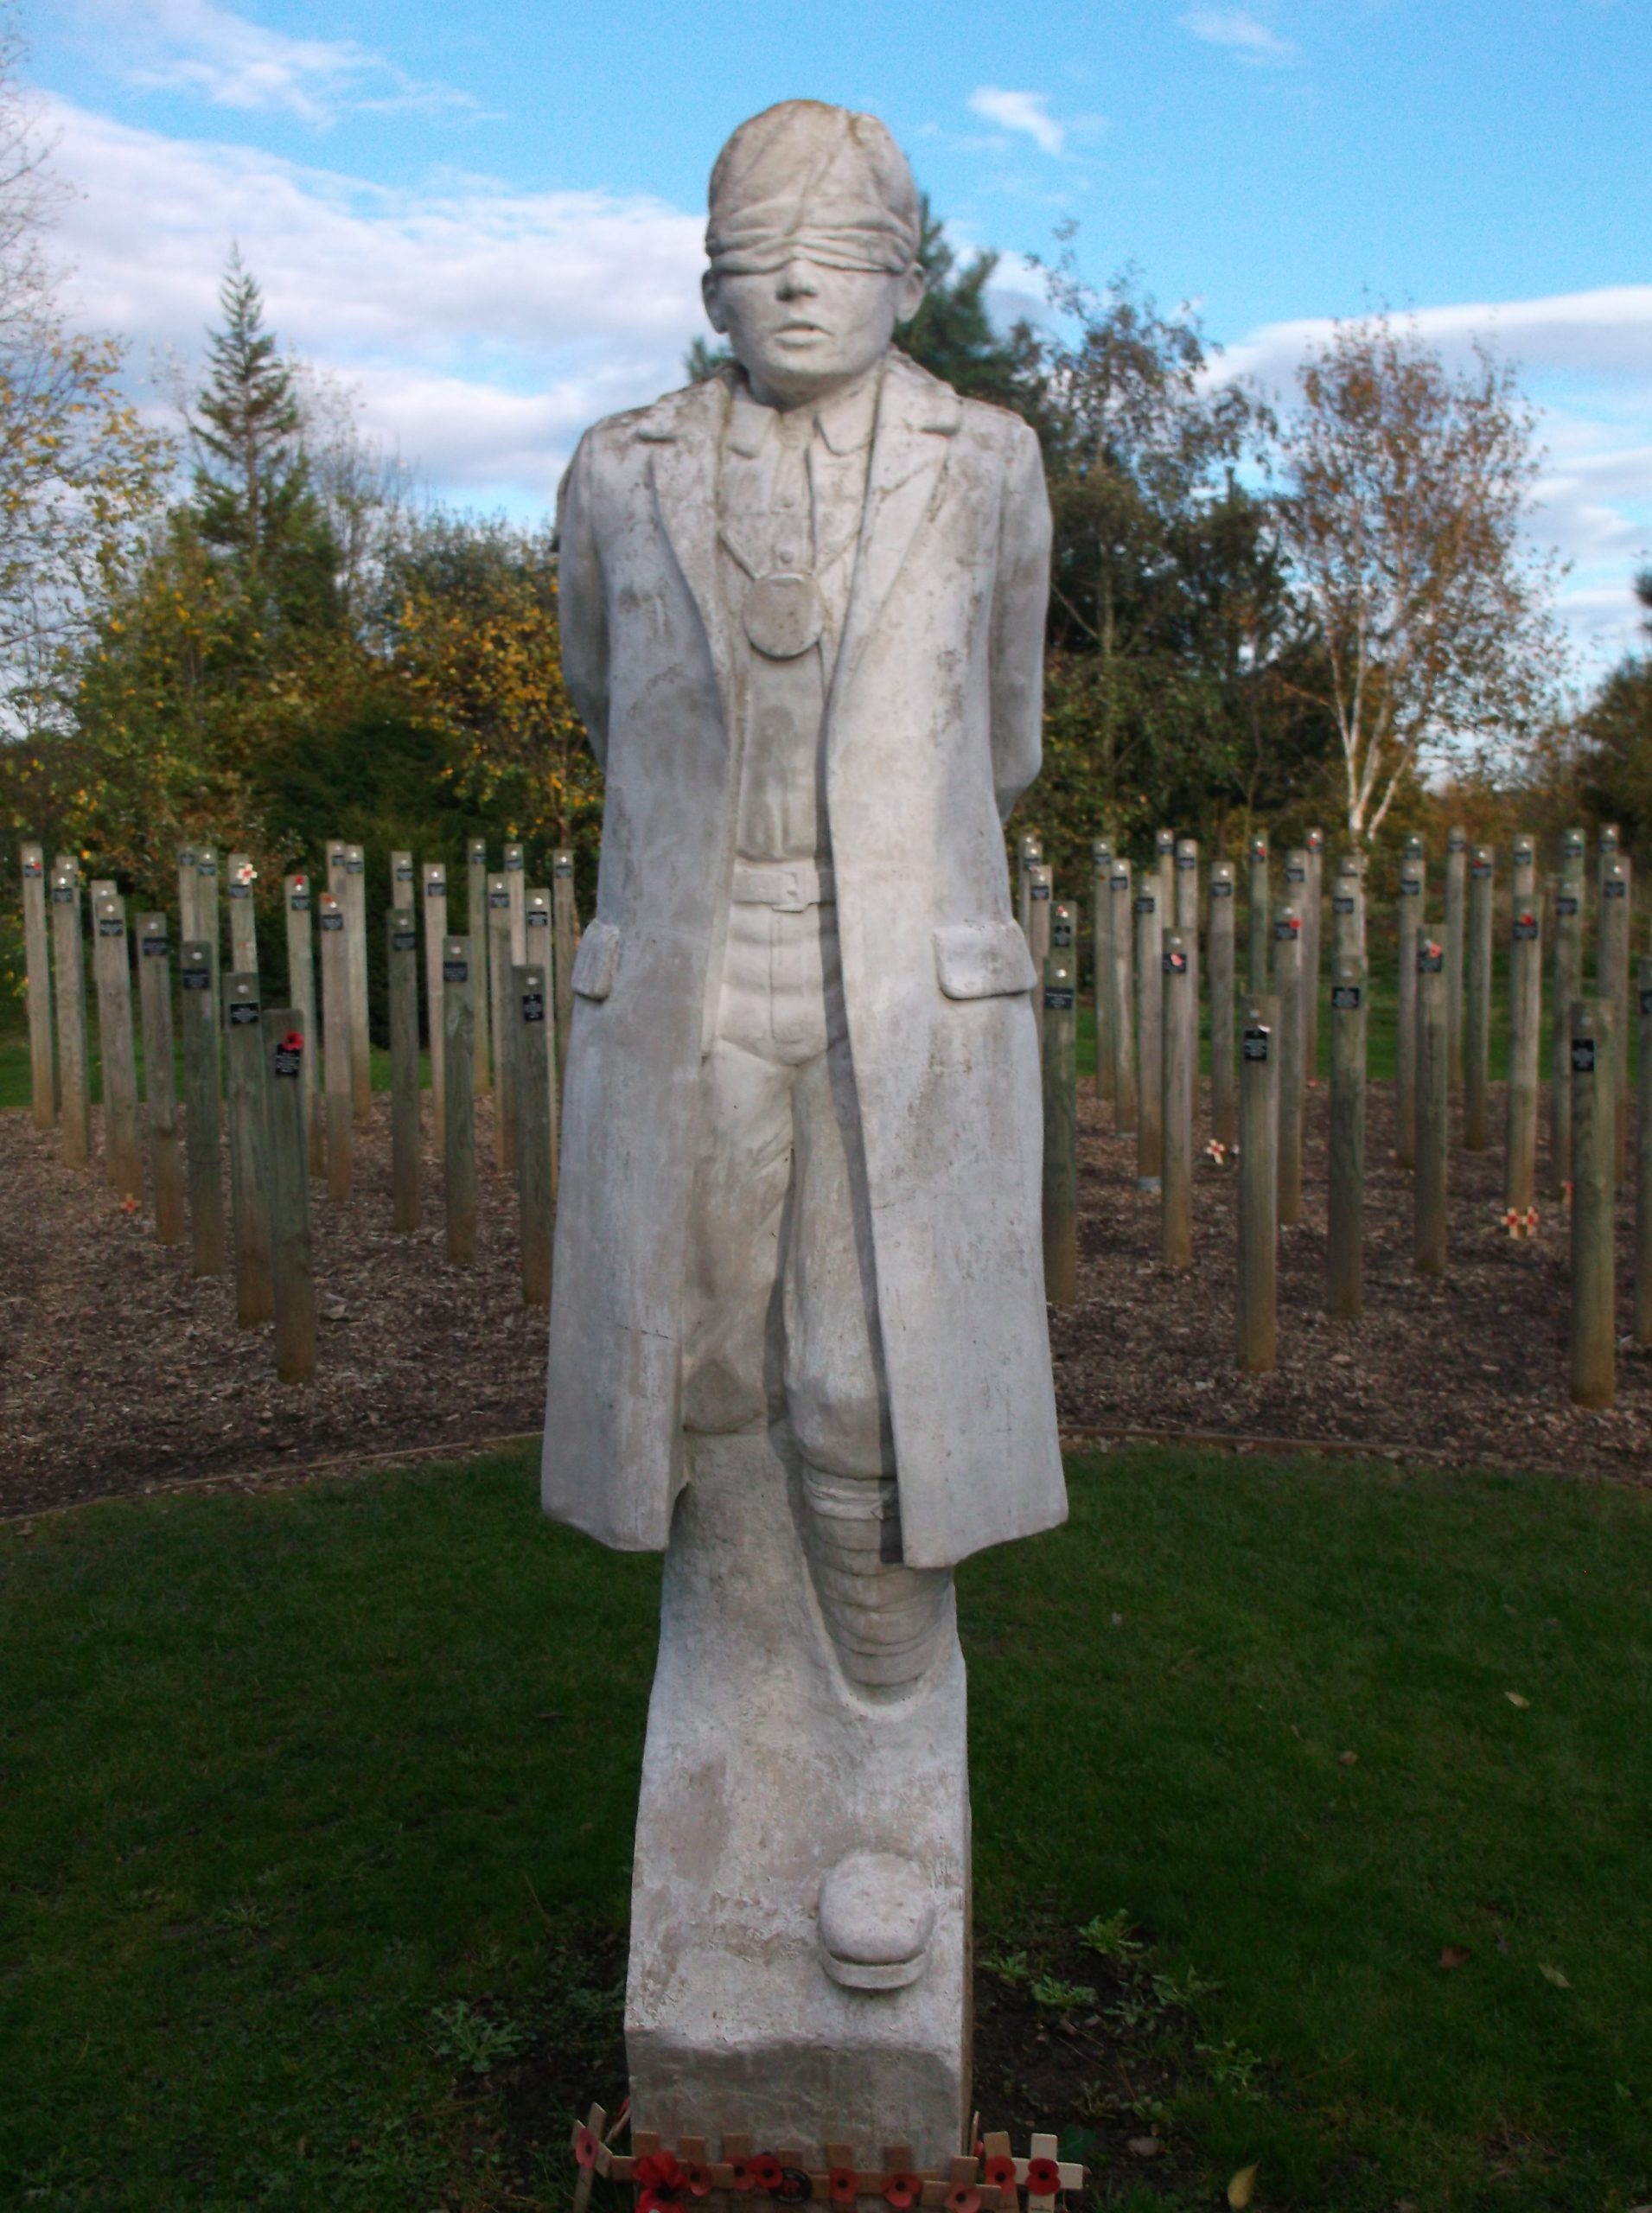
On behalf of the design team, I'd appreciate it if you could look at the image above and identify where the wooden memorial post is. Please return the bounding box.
[284,873,324,1177]
[1026,863,1052,1047]
[1304,827,1325,1081]
[1638,958,1652,1348]
[1174,838,1200,1126]
[1041,941,1078,1304]
[443,935,478,1265]
[1331,851,1364,969]
[195,846,221,999]
[21,843,54,1126]
[1284,845,1310,1070]
[1247,830,1270,992]
[318,892,353,1202]
[1394,849,1425,1169]
[1504,833,1542,1233]
[467,839,491,1092]
[224,971,274,1327]
[1133,875,1163,1189]
[179,941,226,1275]
[92,893,144,1200]
[1414,935,1448,1277]
[1236,994,1279,1373]
[1273,903,1304,1227]
[422,862,449,1147]
[1091,835,1113,1102]
[387,906,421,1234]
[390,849,416,910]
[50,861,90,1168]
[552,848,579,1087]
[175,845,198,946]
[1153,827,1175,925]
[1551,831,1586,1199]
[504,841,527,964]
[526,888,560,1192]
[1464,845,1495,1150]
[1600,855,1632,1183]
[1016,829,1041,941]
[1209,860,1237,1152]
[1160,928,1194,1269]
[342,842,372,1123]
[226,852,258,973]
[262,1009,316,1385]
[1569,998,1614,1408]
[137,913,185,1245]
[488,871,517,1173]
[1109,858,1138,1138]
[1445,826,1468,1087]
[513,962,554,1306]
[1328,956,1367,1318]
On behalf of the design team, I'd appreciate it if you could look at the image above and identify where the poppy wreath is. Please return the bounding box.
[1024,2159,1062,2197]
[635,2151,688,2213]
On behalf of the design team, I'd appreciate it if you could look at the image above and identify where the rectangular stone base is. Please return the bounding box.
[626,1428,971,2167]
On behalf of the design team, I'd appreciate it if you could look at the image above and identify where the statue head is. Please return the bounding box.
[702,99,926,407]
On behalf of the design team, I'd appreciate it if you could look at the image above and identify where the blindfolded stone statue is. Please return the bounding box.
[543,98,1064,2164]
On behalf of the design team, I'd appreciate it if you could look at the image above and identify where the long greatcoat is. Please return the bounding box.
[541,352,1066,1570]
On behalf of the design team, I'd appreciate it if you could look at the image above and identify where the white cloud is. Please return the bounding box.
[966,87,1066,157]
[1181,10,1298,63]
[70,0,475,125]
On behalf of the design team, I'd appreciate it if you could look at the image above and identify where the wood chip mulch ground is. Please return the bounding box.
[3,1076,1648,1524]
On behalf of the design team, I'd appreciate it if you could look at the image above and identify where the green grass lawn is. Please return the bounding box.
[3,1447,1649,2211]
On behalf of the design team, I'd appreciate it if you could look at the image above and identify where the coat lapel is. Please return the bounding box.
[831,355,960,707]
[643,373,735,724]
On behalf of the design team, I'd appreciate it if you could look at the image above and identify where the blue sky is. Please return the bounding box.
[27,0,1652,674]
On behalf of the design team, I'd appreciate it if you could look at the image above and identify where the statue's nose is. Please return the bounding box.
[776,258,820,299]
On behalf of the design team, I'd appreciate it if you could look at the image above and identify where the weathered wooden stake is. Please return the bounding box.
[1174,838,1200,1109]
[388,906,421,1234]
[1247,831,1270,992]
[504,840,527,963]
[1636,959,1652,1348]
[1236,994,1279,1373]
[552,848,579,1086]
[513,962,554,1306]
[284,873,324,1177]
[226,852,258,973]
[1133,876,1163,1189]
[1445,826,1467,1087]
[1041,946,1078,1304]
[1331,851,1364,969]
[1414,935,1448,1277]
[1465,845,1495,1150]
[1161,928,1194,1269]
[175,845,198,946]
[1328,957,1367,1317]
[526,887,559,1191]
[343,842,372,1123]
[1154,827,1175,924]
[179,941,226,1275]
[1091,836,1113,1101]
[318,891,354,1202]
[443,935,478,1265]
[50,863,90,1167]
[1600,854,1632,1183]
[21,843,54,1125]
[1504,833,1542,1227]
[391,849,416,909]
[92,893,144,1199]
[137,913,185,1245]
[421,862,449,1147]
[1273,904,1304,1226]
[467,839,491,1092]
[224,972,274,1327]
[1550,843,1585,1200]
[1395,850,1424,1169]
[1027,862,1053,1047]
[1570,997,1615,1408]
[1108,858,1138,1137]
[1209,861,1236,1151]
[488,871,516,1173]
[195,846,221,998]
[1016,829,1041,941]
[1304,828,1325,1081]
[262,1008,316,1385]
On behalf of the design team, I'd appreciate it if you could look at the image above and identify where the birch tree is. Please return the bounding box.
[1277,313,1565,845]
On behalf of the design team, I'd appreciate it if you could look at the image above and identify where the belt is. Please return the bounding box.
[730,860,836,912]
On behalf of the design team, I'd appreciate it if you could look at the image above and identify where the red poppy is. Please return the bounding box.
[1024,2160,1062,2197]
[883,2173,922,2209]
[636,2152,687,2213]
[982,2157,1017,2195]
[283,1030,303,1052]
[683,2163,713,2198]
[749,2155,784,2192]
[573,2127,600,2171]
[829,2170,859,2204]
[946,2188,982,2213]
[730,2161,754,2193]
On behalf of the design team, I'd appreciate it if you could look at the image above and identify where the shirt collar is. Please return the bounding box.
[725,365,883,460]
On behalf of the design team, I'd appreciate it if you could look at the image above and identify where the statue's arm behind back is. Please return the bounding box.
[556,432,610,769]
[988,418,1053,822]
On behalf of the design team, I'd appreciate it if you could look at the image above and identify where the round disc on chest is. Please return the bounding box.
[743,571,825,660]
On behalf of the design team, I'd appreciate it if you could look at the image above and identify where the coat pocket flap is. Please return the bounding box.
[933,921,1037,1000]
[571,919,621,1001]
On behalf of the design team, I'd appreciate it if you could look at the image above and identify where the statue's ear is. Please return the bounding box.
[895,263,927,327]
[701,268,730,335]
